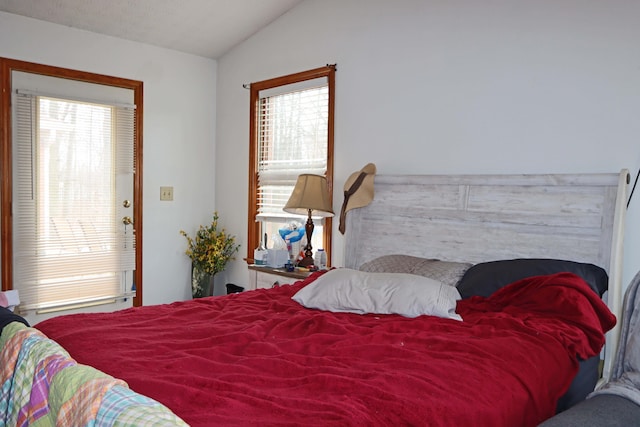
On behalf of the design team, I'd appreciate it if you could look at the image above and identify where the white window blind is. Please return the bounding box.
[13,93,136,311]
[257,83,329,222]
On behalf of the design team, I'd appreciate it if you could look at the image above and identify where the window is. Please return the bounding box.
[248,66,335,264]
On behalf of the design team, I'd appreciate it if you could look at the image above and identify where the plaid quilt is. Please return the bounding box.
[0,322,187,427]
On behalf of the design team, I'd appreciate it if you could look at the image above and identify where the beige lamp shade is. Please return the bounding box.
[283,174,334,217]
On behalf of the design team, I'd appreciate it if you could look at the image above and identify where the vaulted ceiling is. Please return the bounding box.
[0,0,303,59]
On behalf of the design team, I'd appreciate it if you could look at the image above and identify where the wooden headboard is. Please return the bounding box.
[344,170,629,383]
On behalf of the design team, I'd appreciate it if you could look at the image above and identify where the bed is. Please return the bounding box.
[1,170,630,426]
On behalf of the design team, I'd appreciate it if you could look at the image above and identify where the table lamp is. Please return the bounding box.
[283,174,334,267]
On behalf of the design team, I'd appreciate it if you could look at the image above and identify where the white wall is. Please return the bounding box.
[0,12,218,309]
[216,0,640,290]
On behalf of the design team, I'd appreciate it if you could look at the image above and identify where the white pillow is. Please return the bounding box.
[292,268,462,321]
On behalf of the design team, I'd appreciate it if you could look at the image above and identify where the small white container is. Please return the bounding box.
[254,232,268,265]
[254,248,268,265]
[314,248,327,270]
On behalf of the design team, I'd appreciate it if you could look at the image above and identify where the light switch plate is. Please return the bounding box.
[160,186,174,201]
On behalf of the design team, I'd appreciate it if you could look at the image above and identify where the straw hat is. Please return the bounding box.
[339,163,377,234]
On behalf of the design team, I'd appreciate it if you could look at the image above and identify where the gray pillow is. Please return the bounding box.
[292,268,462,320]
[359,254,472,287]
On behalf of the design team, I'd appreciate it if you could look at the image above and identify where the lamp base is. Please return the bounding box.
[297,255,315,268]
[297,209,315,268]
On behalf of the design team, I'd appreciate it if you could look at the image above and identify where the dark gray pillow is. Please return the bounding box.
[456,258,608,299]
[456,258,609,414]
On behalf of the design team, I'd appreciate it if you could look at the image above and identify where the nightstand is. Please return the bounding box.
[247,265,311,290]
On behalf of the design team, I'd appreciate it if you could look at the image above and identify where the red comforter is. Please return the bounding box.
[35,272,615,427]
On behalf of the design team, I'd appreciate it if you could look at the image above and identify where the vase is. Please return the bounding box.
[191,264,214,298]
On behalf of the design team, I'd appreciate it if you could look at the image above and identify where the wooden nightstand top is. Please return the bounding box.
[248,264,312,280]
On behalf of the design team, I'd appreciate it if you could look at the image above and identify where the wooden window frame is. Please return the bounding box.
[247,65,335,266]
[0,57,144,307]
